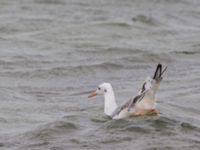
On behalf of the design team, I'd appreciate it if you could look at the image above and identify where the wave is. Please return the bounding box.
[120,52,172,64]
[132,14,162,26]
[25,120,79,140]
[95,21,132,28]
[0,62,124,79]
[101,115,200,133]
[34,0,65,5]
[0,51,172,79]
[174,50,200,55]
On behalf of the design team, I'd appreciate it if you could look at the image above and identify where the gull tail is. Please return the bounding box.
[153,64,167,81]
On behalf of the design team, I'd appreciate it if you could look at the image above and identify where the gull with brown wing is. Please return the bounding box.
[88,64,167,119]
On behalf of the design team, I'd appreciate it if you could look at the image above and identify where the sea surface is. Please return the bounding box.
[0,0,200,150]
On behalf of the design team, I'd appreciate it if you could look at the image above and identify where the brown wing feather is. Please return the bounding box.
[111,92,145,118]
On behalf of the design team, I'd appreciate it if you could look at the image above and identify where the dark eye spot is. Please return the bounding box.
[104,89,107,93]
[98,87,101,90]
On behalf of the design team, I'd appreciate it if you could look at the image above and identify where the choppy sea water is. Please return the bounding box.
[0,0,200,149]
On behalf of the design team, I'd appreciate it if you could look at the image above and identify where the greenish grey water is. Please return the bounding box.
[0,0,200,150]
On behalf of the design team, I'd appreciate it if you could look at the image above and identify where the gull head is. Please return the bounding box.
[88,83,112,98]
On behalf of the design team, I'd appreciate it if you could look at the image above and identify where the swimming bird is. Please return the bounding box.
[88,64,167,119]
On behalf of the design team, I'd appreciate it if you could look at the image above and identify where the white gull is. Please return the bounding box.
[88,64,167,119]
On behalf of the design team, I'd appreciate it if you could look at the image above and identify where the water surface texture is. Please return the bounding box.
[0,0,200,150]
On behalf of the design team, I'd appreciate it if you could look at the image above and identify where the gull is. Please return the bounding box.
[88,64,167,119]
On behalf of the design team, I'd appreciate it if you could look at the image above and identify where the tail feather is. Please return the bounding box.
[153,64,162,79]
[153,64,167,80]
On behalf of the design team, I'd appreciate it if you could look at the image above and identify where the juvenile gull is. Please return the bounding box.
[88,64,167,119]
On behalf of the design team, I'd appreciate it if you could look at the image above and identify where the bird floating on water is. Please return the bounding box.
[88,64,167,119]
